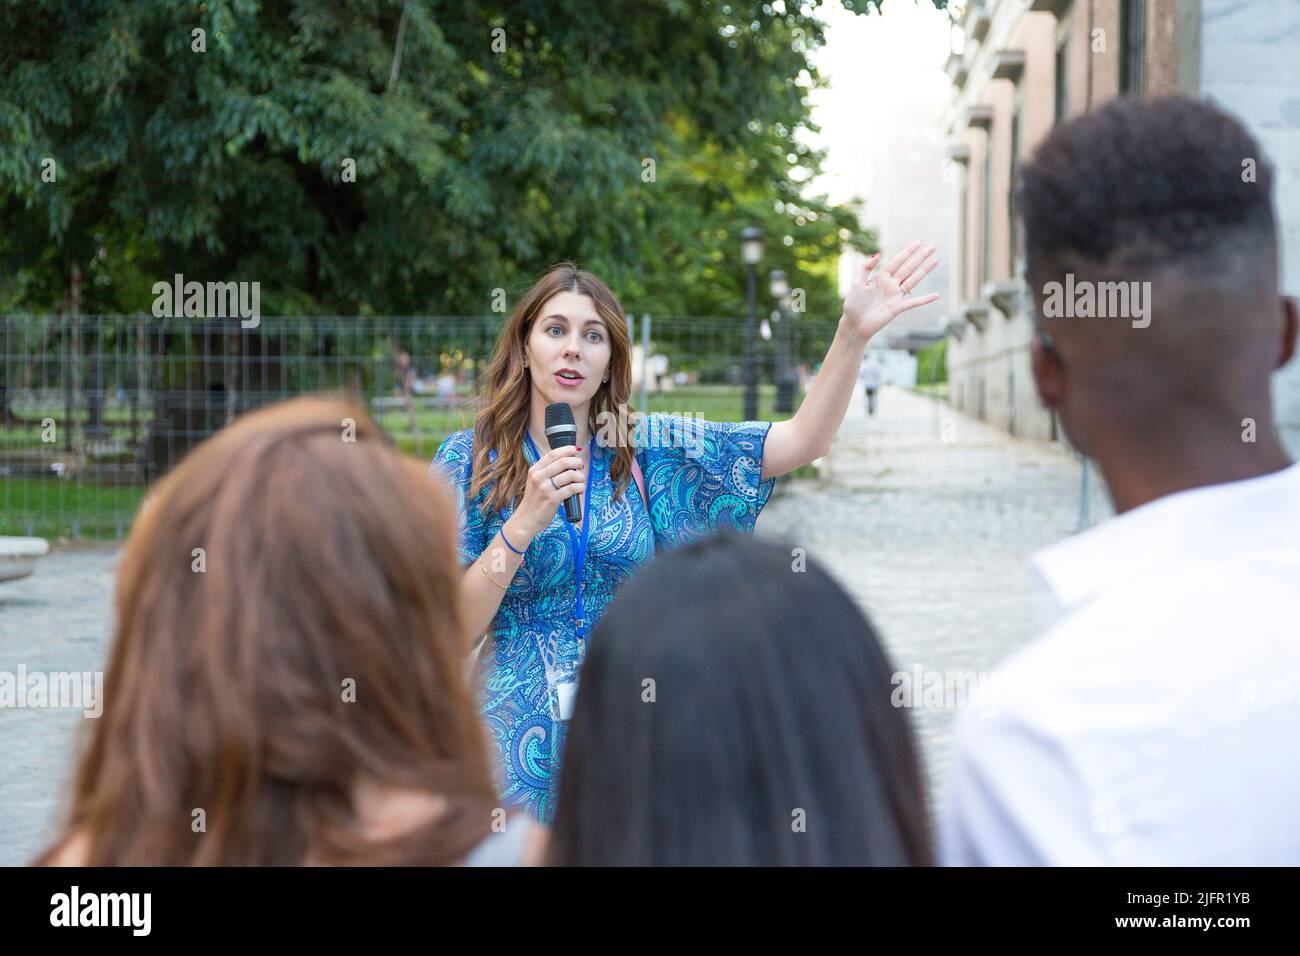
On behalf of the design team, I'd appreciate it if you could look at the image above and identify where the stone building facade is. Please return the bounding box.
[943,0,1300,453]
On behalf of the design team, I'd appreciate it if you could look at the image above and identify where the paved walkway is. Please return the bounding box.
[755,385,1112,809]
[0,545,119,865]
[0,386,1113,863]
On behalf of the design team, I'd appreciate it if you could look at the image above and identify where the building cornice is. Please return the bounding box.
[992,48,1026,82]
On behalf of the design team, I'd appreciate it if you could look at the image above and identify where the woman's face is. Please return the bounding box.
[525,291,612,410]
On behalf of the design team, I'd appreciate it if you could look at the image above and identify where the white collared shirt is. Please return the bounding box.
[939,462,1300,866]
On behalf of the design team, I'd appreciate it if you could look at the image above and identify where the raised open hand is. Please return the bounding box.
[841,241,941,341]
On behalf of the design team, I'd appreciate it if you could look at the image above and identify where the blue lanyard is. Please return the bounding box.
[524,431,595,642]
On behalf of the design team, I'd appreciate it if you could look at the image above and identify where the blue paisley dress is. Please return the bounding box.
[430,413,775,822]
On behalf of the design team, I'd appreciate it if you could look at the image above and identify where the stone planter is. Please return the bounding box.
[0,537,50,583]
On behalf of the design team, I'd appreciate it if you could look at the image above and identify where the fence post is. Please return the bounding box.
[931,346,939,439]
[63,313,74,452]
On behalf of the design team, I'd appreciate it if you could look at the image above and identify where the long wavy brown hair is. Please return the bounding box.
[36,397,498,865]
[471,263,638,517]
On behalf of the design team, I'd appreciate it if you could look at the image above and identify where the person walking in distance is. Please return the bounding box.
[860,352,882,416]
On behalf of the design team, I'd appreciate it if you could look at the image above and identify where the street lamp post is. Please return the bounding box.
[769,269,796,414]
[740,226,764,421]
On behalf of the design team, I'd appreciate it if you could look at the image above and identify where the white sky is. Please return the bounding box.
[803,0,956,322]
[805,0,955,205]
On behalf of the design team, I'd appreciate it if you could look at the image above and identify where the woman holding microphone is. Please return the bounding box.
[432,246,938,822]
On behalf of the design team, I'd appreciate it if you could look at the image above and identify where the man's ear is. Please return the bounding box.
[1030,332,1066,410]
[1278,296,1298,370]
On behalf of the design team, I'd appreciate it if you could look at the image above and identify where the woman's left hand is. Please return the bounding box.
[841,241,941,341]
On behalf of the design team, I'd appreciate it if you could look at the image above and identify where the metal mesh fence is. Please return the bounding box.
[1,313,840,540]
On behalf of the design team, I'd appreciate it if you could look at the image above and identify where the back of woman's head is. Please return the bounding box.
[549,531,932,865]
[40,396,496,865]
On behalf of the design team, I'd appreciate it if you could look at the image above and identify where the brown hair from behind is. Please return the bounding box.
[36,396,498,865]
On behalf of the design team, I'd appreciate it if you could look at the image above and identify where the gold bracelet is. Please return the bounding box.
[479,562,510,592]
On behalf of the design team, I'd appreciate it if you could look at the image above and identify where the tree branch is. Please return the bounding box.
[387,3,410,95]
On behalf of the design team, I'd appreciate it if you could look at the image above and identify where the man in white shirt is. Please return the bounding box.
[939,96,1300,866]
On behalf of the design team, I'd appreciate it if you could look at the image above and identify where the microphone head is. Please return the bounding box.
[544,403,578,449]
[545,402,575,430]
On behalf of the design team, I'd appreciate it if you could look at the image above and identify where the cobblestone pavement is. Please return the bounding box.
[0,386,1112,863]
[755,385,1112,815]
[0,545,119,865]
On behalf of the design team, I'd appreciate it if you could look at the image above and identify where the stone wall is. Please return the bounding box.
[944,0,1300,454]
[1198,0,1300,455]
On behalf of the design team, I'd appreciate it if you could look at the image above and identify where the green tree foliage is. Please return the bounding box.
[0,0,947,323]
[916,337,947,385]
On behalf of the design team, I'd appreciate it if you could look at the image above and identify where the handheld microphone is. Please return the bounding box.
[544,403,581,524]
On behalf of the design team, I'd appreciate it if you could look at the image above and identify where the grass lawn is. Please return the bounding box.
[643,383,797,424]
[0,478,145,541]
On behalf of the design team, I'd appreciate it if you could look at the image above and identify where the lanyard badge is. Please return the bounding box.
[525,431,595,720]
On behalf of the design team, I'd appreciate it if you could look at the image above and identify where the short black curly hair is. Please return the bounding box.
[1018,95,1277,281]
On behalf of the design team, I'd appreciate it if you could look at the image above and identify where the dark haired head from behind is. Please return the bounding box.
[1019,95,1297,513]
[548,531,932,866]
